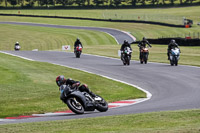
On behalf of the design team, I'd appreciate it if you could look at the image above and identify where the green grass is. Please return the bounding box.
[0,24,117,51]
[1,14,200,40]
[0,52,145,118]
[84,44,200,66]
[0,23,200,66]
[1,6,200,25]
[0,109,200,133]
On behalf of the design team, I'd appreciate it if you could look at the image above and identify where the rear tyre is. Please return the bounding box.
[66,97,84,114]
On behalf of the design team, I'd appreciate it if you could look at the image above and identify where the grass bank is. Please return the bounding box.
[0,23,200,66]
[0,109,200,132]
[1,6,200,25]
[0,24,117,51]
[0,52,145,118]
[1,14,200,40]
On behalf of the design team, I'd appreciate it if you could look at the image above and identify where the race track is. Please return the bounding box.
[0,22,200,125]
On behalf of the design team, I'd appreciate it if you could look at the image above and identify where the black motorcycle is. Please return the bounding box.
[121,47,132,65]
[60,85,108,114]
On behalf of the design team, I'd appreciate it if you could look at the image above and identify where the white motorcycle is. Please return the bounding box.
[121,47,132,65]
[169,47,180,66]
[14,45,21,51]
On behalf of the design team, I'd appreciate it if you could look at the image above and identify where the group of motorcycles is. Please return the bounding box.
[120,46,151,65]
[120,46,180,66]
[62,45,180,114]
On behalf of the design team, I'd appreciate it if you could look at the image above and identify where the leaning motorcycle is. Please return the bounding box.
[60,85,108,114]
[121,47,132,65]
[169,47,180,66]
[140,46,149,64]
[74,44,82,58]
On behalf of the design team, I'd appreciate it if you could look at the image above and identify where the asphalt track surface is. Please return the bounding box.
[0,22,200,125]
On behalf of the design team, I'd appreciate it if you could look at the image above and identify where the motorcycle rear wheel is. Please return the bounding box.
[66,97,84,114]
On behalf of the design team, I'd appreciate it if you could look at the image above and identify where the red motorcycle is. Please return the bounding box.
[140,46,149,64]
[74,45,82,58]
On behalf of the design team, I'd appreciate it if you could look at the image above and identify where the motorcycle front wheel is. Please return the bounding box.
[66,97,84,114]
[95,96,108,112]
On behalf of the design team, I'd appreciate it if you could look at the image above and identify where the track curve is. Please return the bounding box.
[0,21,135,44]
[1,51,200,124]
[0,22,200,125]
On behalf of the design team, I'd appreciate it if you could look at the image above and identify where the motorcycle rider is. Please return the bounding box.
[138,37,152,60]
[56,75,96,101]
[14,42,21,50]
[120,40,132,60]
[74,38,83,52]
[167,39,180,60]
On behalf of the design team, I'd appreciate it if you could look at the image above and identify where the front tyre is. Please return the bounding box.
[95,96,108,112]
[127,56,130,65]
[66,97,84,114]
[175,57,178,66]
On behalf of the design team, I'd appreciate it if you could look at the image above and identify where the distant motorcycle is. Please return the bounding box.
[121,47,132,65]
[140,46,149,64]
[60,85,108,114]
[169,47,180,66]
[14,45,21,51]
[74,44,82,58]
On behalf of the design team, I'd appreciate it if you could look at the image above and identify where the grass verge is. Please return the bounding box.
[1,6,200,24]
[0,52,145,118]
[0,109,200,133]
[1,15,200,40]
[0,23,200,66]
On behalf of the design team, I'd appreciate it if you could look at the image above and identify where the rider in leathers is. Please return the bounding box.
[167,39,180,60]
[74,38,83,52]
[14,42,20,50]
[56,75,96,101]
[120,40,132,61]
[138,37,152,60]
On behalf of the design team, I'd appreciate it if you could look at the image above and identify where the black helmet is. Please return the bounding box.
[142,37,146,41]
[56,75,66,87]
[171,39,175,43]
[124,40,128,43]
[77,38,80,41]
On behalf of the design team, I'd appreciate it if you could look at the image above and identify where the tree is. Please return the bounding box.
[25,0,35,7]
[74,0,86,6]
[40,0,54,7]
[8,0,17,7]
[0,0,3,5]
[113,0,124,6]
[93,0,108,6]
[56,0,73,6]
[147,0,159,5]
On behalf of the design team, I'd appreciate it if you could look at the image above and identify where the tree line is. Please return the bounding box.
[0,0,198,8]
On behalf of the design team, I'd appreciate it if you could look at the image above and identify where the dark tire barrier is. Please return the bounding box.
[134,38,200,46]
